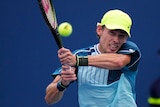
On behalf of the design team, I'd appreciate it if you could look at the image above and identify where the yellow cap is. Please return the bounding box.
[98,9,132,37]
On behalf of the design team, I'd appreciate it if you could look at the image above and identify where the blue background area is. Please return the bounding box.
[1,0,160,107]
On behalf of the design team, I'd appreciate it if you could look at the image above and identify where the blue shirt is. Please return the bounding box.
[53,41,141,107]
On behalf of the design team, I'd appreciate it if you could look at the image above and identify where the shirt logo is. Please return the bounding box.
[129,49,135,53]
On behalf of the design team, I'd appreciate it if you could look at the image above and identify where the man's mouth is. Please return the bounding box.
[109,44,118,51]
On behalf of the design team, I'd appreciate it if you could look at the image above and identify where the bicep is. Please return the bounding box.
[105,54,131,69]
[120,54,131,67]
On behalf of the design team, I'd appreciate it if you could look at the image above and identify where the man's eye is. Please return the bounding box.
[119,35,126,39]
[110,31,116,35]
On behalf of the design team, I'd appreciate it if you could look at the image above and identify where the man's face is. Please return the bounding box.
[97,26,128,53]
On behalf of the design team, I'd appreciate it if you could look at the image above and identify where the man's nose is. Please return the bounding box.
[113,35,120,43]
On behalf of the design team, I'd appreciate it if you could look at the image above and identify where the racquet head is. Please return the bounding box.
[38,0,63,49]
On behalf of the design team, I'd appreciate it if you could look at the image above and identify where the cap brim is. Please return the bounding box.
[105,24,131,37]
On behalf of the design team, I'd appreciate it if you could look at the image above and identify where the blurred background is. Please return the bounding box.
[1,0,160,107]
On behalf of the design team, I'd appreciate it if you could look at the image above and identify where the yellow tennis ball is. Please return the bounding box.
[58,22,73,37]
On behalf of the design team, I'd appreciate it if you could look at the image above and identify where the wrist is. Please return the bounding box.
[57,81,69,91]
[61,80,70,86]
[76,56,88,66]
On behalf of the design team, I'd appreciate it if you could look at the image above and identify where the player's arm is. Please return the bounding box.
[58,48,131,70]
[45,66,77,105]
[45,75,64,105]
[88,53,131,70]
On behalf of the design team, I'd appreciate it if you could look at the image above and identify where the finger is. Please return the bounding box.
[61,74,77,81]
[61,74,76,78]
[61,70,73,75]
[62,65,70,70]
[58,47,70,54]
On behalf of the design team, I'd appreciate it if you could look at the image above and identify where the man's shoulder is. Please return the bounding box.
[122,41,140,51]
[73,44,98,55]
[125,41,138,47]
[118,41,141,55]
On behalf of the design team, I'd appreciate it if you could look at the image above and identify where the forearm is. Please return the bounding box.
[87,53,131,70]
[58,47,130,70]
[45,82,64,105]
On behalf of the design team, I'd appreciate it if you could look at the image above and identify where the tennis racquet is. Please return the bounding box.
[38,0,63,49]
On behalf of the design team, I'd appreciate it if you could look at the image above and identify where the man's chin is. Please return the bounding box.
[107,50,117,53]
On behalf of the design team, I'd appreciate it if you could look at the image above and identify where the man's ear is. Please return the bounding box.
[96,25,103,38]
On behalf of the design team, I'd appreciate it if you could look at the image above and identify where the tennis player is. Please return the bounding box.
[148,77,160,107]
[45,9,141,107]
